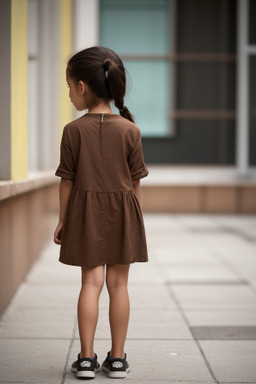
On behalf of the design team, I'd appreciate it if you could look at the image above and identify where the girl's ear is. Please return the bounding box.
[78,80,87,95]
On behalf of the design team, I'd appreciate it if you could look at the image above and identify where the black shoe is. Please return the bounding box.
[71,353,100,379]
[101,352,130,379]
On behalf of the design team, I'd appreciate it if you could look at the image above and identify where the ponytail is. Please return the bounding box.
[104,58,135,123]
[67,46,135,123]
[119,106,134,123]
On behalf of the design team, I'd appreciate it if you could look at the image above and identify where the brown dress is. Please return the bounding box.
[55,113,149,267]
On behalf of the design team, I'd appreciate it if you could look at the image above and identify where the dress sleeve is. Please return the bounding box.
[55,127,75,180]
[128,128,149,181]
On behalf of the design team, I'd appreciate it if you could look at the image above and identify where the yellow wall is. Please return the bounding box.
[59,0,73,133]
[10,0,73,179]
[11,0,28,180]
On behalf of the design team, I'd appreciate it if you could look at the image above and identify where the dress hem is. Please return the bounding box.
[59,258,148,268]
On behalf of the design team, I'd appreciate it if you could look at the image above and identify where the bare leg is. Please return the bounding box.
[106,264,130,358]
[78,265,105,358]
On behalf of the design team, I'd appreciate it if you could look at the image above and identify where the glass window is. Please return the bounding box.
[249,56,256,165]
[176,62,236,110]
[100,0,170,55]
[249,0,256,45]
[124,61,170,136]
[142,120,235,164]
[100,0,171,137]
[172,0,236,165]
[177,0,236,53]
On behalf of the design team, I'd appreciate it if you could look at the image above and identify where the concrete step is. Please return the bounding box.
[141,166,256,213]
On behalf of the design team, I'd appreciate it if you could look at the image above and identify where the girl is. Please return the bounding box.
[54,46,148,380]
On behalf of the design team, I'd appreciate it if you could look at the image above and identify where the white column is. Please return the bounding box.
[73,0,99,119]
[236,0,249,177]
[28,0,39,171]
[37,0,60,170]
[74,0,99,51]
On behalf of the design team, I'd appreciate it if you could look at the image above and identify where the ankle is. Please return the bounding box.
[109,350,125,359]
[80,351,95,359]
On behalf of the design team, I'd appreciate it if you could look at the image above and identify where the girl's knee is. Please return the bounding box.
[81,265,105,290]
[106,264,130,291]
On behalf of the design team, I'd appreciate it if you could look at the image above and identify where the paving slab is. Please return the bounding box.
[0,307,76,339]
[215,243,256,264]
[183,308,256,326]
[128,308,192,340]
[214,245,256,284]
[144,213,185,232]
[252,282,256,291]
[164,265,241,284]
[179,215,221,229]
[230,265,256,284]
[4,283,80,310]
[215,215,256,234]
[163,232,246,247]
[214,243,256,261]
[154,248,222,266]
[129,261,165,284]
[191,326,256,340]
[0,338,69,383]
[171,285,256,309]
[26,261,81,285]
[199,340,256,382]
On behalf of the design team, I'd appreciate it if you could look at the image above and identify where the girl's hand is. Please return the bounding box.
[54,221,63,245]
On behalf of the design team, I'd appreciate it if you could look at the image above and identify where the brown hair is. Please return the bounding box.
[67,46,135,123]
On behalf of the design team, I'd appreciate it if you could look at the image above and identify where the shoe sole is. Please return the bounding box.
[76,368,100,379]
[74,367,100,377]
[102,365,130,378]
[77,370,95,378]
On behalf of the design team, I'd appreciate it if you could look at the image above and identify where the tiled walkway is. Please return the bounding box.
[1,214,256,383]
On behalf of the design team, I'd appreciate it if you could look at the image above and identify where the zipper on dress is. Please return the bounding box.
[100,113,104,158]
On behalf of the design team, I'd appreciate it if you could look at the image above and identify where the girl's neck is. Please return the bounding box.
[88,101,112,114]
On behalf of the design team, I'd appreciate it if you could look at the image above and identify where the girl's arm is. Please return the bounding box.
[54,178,74,244]
[132,179,141,204]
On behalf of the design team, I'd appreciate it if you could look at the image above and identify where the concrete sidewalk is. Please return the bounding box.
[1,214,256,383]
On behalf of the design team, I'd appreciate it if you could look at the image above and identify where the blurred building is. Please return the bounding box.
[0,0,256,314]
